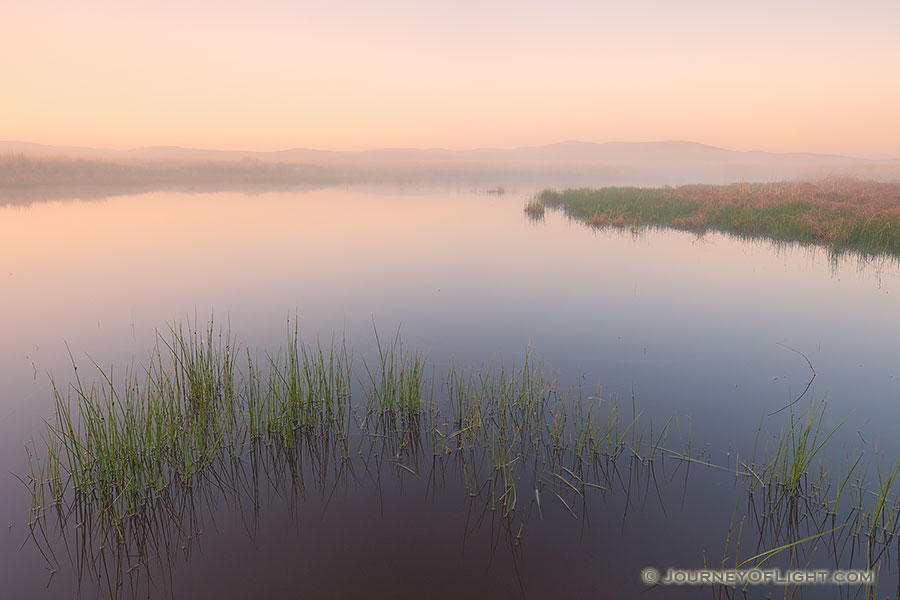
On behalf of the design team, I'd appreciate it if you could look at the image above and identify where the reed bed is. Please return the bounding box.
[22,319,900,597]
[534,178,900,257]
[27,317,687,531]
[27,321,900,524]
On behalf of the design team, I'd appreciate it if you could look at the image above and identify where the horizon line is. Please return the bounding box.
[1,139,898,163]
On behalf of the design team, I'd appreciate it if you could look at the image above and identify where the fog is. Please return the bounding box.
[2,140,899,205]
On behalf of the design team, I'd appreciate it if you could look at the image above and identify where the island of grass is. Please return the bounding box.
[531,178,900,257]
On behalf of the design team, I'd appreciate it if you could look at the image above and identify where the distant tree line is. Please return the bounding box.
[0,154,336,187]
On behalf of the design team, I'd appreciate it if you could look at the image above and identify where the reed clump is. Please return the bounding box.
[24,320,900,598]
[25,319,900,559]
[31,320,356,520]
[523,198,545,220]
[535,178,900,257]
[25,320,665,524]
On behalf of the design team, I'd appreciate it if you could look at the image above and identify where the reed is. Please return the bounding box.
[523,198,545,220]
[23,317,900,585]
[534,179,900,257]
[25,320,650,524]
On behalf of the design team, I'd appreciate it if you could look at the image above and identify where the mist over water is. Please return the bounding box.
[5,0,900,596]
[1,184,899,597]
[2,140,899,207]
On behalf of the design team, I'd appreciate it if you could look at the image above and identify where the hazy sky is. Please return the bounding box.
[3,0,899,157]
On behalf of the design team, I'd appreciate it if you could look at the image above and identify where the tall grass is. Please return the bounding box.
[29,321,900,525]
[23,319,900,596]
[535,179,900,257]
[25,319,669,525]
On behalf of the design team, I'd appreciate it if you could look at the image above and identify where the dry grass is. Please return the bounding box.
[673,179,900,218]
[537,178,900,257]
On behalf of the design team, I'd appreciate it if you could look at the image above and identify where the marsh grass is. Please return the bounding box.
[706,397,900,599]
[364,327,427,419]
[28,322,900,528]
[523,198,545,221]
[25,319,674,526]
[535,179,900,257]
[23,319,900,597]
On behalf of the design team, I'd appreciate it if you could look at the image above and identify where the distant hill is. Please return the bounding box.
[1,140,899,187]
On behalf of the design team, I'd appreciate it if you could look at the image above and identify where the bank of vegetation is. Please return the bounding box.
[532,179,900,256]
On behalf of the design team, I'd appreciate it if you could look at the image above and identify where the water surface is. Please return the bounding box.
[2,185,899,598]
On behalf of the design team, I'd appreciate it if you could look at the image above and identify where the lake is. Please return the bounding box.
[2,184,899,598]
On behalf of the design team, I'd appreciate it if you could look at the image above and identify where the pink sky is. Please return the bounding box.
[2,0,899,158]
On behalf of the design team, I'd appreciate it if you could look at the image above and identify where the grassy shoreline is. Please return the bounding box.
[531,179,900,257]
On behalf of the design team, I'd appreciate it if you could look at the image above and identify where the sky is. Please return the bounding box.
[2,0,900,158]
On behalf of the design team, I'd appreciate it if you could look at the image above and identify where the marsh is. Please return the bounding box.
[3,183,900,598]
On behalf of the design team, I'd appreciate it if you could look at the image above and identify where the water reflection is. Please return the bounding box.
[4,186,900,598]
[27,430,899,599]
[27,431,674,598]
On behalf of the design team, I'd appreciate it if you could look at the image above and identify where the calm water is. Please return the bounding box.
[2,185,900,598]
